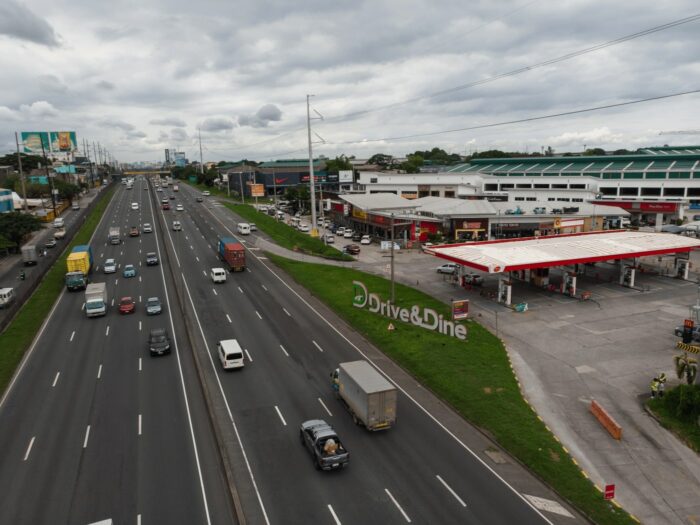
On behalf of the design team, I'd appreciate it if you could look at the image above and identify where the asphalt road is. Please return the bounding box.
[166,184,558,525]
[0,178,234,525]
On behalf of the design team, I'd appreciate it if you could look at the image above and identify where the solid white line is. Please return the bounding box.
[137,513,141,525]
[203,270,207,276]
[52,371,60,387]
[105,325,110,336]
[312,340,324,352]
[385,489,411,522]
[226,314,232,323]
[138,414,142,436]
[283,307,291,317]
[255,311,262,320]
[115,279,119,285]
[70,331,75,342]
[436,475,467,507]
[23,437,35,461]
[261,284,268,291]
[83,425,91,448]
[97,364,102,379]
[139,321,142,331]
[280,345,289,357]
[196,256,200,262]
[139,357,142,371]
[237,286,243,293]
[139,295,142,302]
[274,405,287,426]
[245,349,253,362]
[318,398,333,417]
[328,504,342,525]
[212,289,218,296]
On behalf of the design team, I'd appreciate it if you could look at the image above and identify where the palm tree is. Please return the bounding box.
[674,352,698,385]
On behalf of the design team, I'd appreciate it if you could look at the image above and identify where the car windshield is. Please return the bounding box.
[147,299,159,306]
[152,334,166,343]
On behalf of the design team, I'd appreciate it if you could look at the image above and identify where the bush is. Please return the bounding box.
[663,384,700,420]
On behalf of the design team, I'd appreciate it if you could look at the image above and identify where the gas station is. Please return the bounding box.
[425,230,700,307]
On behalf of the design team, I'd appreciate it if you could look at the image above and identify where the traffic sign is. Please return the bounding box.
[604,484,615,500]
[684,319,694,329]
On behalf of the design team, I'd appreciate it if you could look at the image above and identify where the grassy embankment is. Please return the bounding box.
[269,254,638,525]
[0,188,114,395]
[647,386,700,453]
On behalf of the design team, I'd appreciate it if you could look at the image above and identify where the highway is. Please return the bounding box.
[0,179,234,525]
[165,183,559,525]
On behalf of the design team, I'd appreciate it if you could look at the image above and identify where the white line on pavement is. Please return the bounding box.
[105,325,110,336]
[23,437,35,461]
[196,256,200,262]
[238,286,243,293]
[115,279,119,285]
[111,298,115,307]
[139,295,141,302]
[318,398,333,417]
[280,345,289,357]
[255,311,262,320]
[139,357,142,371]
[274,405,287,426]
[436,475,467,507]
[283,308,291,317]
[226,314,232,323]
[212,289,218,296]
[203,270,207,276]
[385,489,411,522]
[312,340,324,352]
[138,414,142,436]
[261,284,268,291]
[139,321,142,331]
[52,371,60,387]
[83,425,91,449]
[245,349,252,362]
[137,514,141,525]
[70,331,75,342]
[139,276,142,282]
[97,364,102,379]
[328,505,341,525]
[246,267,251,272]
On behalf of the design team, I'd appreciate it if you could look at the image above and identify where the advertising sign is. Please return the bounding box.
[249,183,265,197]
[50,131,77,152]
[352,208,367,220]
[338,170,353,183]
[21,131,77,153]
[21,132,50,154]
[452,299,469,320]
[603,484,615,500]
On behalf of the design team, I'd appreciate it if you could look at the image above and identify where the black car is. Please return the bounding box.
[343,244,360,255]
[300,419,349,471]
[169,194,176,200]
[351,232,363,242]
[146,252,159,266]
[196,196,203,202]
[148,328,171,356]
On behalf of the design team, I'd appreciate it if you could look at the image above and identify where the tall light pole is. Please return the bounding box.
[390,213,396,304]
[15,132,28,211]
[198,128,204,175]
[306,94,318,236]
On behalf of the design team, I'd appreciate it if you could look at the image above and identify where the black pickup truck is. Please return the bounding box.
[300,419,349,471]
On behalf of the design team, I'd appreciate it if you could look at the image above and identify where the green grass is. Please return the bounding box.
[268,254,637,525]
[0,187,115,395]
[647,392,700,453]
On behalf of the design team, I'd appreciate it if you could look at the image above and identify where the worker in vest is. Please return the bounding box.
[650,377,659,399]
[657,372,667,398]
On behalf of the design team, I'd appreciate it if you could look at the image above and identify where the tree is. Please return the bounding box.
[0,212,42,249]
[0,153,47,172]
[54,180,81,203]
[198,167,219,187]
[368,153,393,168]
[399,153,423,173]
[674,352,698,385]
[324,155,353,174]
[583,148,606,156]
[408,147,461,165]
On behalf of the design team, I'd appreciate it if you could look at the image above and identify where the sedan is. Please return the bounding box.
[123,264,137,278]
[249,223,257,231]
[343,244,360,255]
[119,296,135,314]
[146,252,159,266]
[149,327,171,356]
[360,235,371,245]
[146,297,162,315]
[45,238,57,248]
[103,258,117,274]
[196,196,203,202]
[299,223,310,232]
[343,230,353,239]
[324,234,335,244]
[437,263,460,275]
[176,204,184,211]
[129,226,140,237]
[143,223,153,233]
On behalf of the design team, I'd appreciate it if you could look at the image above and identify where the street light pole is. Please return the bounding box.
[15,132,28,211]
[307,94,318,236]
[239,171,245,204]
[40,138,57,217]
[390,213,396,304]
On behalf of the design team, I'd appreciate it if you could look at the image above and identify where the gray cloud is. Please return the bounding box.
[170,128,188,142]
[126,130,147,139]
[0,1,59,47]
[150,117,187,127]
[96,80,115,90]
[96,118,135,131]
[199,117,235,132]
[238,104,282,128]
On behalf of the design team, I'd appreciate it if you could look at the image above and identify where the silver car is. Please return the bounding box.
[104,258,117,274]
[146,297,162,315]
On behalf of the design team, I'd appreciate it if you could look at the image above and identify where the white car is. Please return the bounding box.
[104,258,117,274]
[299,223,310,233]
[131,202,139,210]
[143,223,153,233]
[325,234,335,244]
[343,230,353,238]
[360,235,371,245]
[437,263,460,275]
[336,227,345,236]
[249,223,257,231]
[202,190,211,196]
[176,204,184,211]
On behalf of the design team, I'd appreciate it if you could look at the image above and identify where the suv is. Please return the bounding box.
[300,419,349,471]
[143,223,153,233]
[148,328,171,356]
[129,226,140,237]
[437,263,460,275]
[146,252,159,266]
[146,297,162,315]
[172,220,182,231]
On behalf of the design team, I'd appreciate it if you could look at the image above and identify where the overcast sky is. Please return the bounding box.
[1,0,699,163]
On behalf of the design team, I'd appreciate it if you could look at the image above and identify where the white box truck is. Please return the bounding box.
[108,227,121,245]
[331,360,397,431]
[21,245,38,265]
[85,282,107,317]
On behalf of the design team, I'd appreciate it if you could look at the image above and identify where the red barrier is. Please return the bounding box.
[590,400,623,440]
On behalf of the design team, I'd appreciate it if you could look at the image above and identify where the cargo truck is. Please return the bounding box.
[84,282,107,317]
[173,184,179,192]
[21,245,38,266]
[217,237,245,272]
[108,227,121,245]
[331,360,397,431]
[65,245,93,291]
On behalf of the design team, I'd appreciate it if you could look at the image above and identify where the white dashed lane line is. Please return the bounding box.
[97,364,102,379]
[83,425,91,449]
[274,406,287,426]
[312,340,324,353]
[226,314,232,323]
[255,311,262,320]
[279,345,289,357]
[328,505,341,525]
[105,326,110,336]
[283,308,291,317]
[385,489,411,522]
[23,437,35,461]
[318,398,333,417]
[436,475,467,507]
[70,331,75,342]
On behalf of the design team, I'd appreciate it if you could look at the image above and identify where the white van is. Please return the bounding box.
[52,218,65,228]
[211,267,227,283]
[0,287,15,309]
[218,339,245,370]
[237,223,251,235]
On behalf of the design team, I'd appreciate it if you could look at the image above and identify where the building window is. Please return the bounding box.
[572,198,583,202]
[514,197,525,201]
[641,187,661,196]
[534,184,549,189]
[570,184,586,189]
[664,187,684,197]
[620,187,638,196]
[516,184,532,188]
[370,177,378,183]
[687,188,700,197]
[600,187,617,195]
[444,191,455,198]
[484,184,498,191]
[557,197,570,202]
[431,191,440,197]
[526,197,537,201]
[548,197,556,201]
[552,184,567,189]
[500,184,515,190]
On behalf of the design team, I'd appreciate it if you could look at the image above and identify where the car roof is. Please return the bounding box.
[120,296,132,301]
[147,297,159,302]
[150,327,166,336]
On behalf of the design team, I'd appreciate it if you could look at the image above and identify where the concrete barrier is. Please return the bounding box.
[590,400,623,440]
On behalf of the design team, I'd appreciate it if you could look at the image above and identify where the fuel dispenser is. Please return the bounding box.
[675,258,690,280]
[498,278,512,306]
[562,272,577,296]
[619,265,636,288]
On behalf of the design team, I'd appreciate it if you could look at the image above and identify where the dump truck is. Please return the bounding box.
[21,245,38,266]
[108,227,121,245]
[84,282,107,317]
[331,360,397,431]
[65,245,93,291]
[217,236,245,272]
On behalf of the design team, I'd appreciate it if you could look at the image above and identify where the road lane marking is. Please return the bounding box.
[138,414,142,436]
[238,286,243,293]
[318,398,333,417]
[312,340,324,352]
[212,289,218,296]
[385,489,411,522]
[24,437,35,461]
[280,345,289,357]
[203,270,207,276]
[436,475,467,507]
[97,364,102,379]
[115,279,119,286]
[245,349,252,362]
[70,331,75,342]
[111,298,115,307]
[139,276,142,282]
[261,284,268,291]
[52,371,60,387]
[139,321,142,331]
[274,405,287,426]
[81,303,85,311]
[256,311,262,320]
[105,326,110,336]
[283,308,291,317]
[137,514,141,525]
[83,425,91,448]
[190,245,194,250]
[139,358,142,371]
[246,267,251,272]
[196,256,200,262]
[328,505,342,524]
[226,314,232,323]
[139,295,141,302]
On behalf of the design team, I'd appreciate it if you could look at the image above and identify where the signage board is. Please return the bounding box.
[338,170,353,183]
[22,131,78,153]
[249,183,265,197]
[603,484,615,500]
[452,299,469,320]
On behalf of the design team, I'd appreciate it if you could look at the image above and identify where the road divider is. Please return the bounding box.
[590,400,623,440]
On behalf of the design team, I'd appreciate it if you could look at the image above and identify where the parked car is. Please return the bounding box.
[352,232,363,242]
[123,264,137,278]
[129,226,140,237]
[146,252,159,266]
[148,327,171,356]
[335,227,345,236]
[360,235,371,245]
[299,419,349,471]
[44,238,57,248]
[299,223,310,233]
[325,234,335,244]
[103,258,117,274]
[119,296,135,314]
[143,223,153,233]
[343,244,361,255]
[437,263,460,275]
[146,297,162,315]
[202,190,211,196]
[674,325,700,341]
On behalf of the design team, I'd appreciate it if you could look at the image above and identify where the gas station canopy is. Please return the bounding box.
[426,230,700,274]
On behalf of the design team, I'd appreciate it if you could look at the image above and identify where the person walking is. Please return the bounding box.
[650,377,659,399]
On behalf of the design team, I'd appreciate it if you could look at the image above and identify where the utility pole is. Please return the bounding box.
[15,132,28,211]
[40,138,57,217]
[198,128,204,175]
[93,142,99,182]
[306,94,318,236]
[272,165,277,210]
[84,138,94,186]
[390,213,396,304]
[239,171,245,204]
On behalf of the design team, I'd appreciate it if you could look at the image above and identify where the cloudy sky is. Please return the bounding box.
[1,0,699,163]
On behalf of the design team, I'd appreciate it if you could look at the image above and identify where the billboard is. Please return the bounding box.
[338,170,353,183]
[249,183,265,197]
[21,131,77,153]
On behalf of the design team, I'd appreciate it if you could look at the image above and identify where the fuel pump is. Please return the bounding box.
[619,265,636,288]
[675,258,690,280]
[498,279,512,306]
[562,273,577,296]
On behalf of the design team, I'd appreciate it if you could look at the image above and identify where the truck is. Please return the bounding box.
[108,227,121,245]
[217,237,245,272]
[331,360,397,431]
[173,184,179,192]
[84,282,107,317]
[65,245,93,291]
[21,245,38,266]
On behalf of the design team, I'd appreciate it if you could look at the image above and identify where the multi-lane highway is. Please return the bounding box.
[0,178,234,525]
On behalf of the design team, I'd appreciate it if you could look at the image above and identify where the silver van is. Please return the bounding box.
[218,339,245,370]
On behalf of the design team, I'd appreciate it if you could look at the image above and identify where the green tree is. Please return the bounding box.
[674,352,698,385]
[54,180,81,203]
[583,148,606,156]
[0,212,42,249]
[399,153,423,173]
[368,153,393,168]
[0,153,47,172]
[198,167,219,187]
[324,155,353,174]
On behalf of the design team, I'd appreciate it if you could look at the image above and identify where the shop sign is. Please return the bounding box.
[352,208,368,220]
[461,221,482,229]
[452,299,469,320]
[352,281,467,340]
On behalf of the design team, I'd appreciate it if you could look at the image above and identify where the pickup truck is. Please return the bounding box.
[299,419,349,471]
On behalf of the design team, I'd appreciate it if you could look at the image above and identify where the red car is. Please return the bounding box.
[162,202,170,210]
[119,296,135,314]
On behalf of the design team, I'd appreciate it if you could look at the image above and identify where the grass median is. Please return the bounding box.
[0,187,114,396]
[269,253,637,525]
